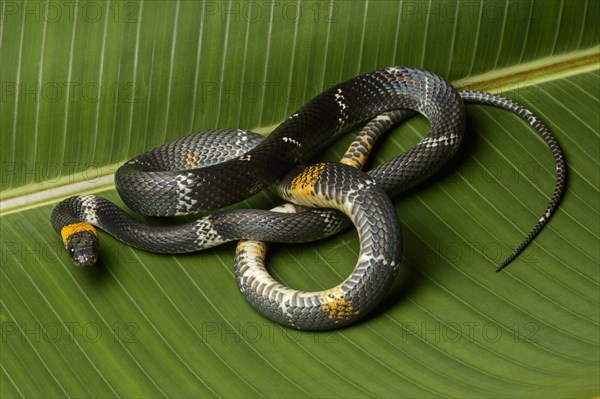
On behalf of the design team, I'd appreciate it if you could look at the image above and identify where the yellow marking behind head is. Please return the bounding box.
[321,288,359,323]
[60,222,98,247]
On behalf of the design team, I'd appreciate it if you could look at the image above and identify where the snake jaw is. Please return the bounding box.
[65,231,99,267]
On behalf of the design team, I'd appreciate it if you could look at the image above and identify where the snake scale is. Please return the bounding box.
[51,67,566,330]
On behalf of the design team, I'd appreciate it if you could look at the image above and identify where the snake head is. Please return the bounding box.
[65,230,99,267]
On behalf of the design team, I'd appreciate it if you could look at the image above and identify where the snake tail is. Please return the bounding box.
[460,91,566,271]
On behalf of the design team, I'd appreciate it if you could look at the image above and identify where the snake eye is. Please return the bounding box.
[65,231,99,268]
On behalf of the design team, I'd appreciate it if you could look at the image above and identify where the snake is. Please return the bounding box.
[51,67,566,330]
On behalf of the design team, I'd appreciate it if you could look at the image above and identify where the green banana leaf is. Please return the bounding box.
[1,1,598,397]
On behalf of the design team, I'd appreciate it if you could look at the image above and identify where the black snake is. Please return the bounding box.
[51,67,566,330]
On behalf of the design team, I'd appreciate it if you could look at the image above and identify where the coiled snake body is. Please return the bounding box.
[51,67,566,330]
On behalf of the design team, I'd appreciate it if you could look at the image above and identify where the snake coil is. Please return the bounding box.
[52,67,566,330]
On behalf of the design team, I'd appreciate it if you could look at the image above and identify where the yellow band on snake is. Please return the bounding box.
[60,222,98,247]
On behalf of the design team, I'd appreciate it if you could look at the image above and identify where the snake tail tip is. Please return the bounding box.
[495,256,515,272]
[495,256,513,272]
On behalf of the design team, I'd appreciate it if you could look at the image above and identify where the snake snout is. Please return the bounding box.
[66,231,99,267]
